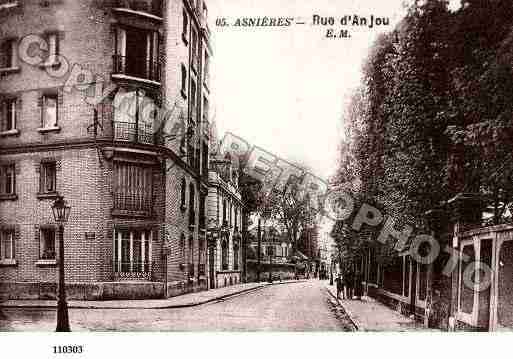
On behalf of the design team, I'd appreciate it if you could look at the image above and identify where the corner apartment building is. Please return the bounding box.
[0,0,213,300]
[205,155,243,288]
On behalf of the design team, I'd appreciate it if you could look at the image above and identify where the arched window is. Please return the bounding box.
[180,178,186,209]
[221,240,228,271]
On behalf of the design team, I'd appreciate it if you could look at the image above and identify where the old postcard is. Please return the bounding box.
[1,0,512,355]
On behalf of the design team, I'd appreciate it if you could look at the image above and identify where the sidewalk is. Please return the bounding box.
[325,282,432,331]
[1,280,301,310]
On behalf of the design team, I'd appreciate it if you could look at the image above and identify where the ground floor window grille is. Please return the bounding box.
[113,229,153,280]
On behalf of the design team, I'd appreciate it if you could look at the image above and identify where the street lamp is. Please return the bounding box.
[52,195,71,332]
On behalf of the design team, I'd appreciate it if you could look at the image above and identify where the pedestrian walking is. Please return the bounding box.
[345,268,354,300]
[335,274,343,300]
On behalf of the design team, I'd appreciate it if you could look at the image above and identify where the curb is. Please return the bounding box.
[0,280,305,310]
[325,286,361,331]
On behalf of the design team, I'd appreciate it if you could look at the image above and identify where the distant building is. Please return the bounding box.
[205,154,243,288]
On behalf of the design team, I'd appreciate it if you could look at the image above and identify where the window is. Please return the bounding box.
[234,207,238,229]
[113,228,152,276]
[190,78,196,120]
[0,229,15,260]
[233,243,239,271]
[114,27,160,82]
[40,227,56,260]
[113,88,156,144]
[188,236,194,276]
[180,178,187,210]
[0,39,17,70]
[182,10,188,43]
[113,162,153,213]
[41,93,58,129]
[222,199,227,225]
[221,240,228,270]
[39,161,56,194]
[0,98,17,132]
[181,64,187,97]
[0,164,15,196]
[189,183,195,226]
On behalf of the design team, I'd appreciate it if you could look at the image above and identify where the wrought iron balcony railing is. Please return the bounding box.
[113,261,154,281]
[113,192,153,213]
[113,55,161,83]
[114,121,154,145]
[115,0,162,18]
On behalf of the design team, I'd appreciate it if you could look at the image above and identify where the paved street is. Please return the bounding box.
[0,281,353,332]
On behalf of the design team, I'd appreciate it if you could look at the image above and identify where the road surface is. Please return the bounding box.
[0,280,353,331]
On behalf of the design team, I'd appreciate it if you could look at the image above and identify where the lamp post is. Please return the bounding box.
[52,195,71,332]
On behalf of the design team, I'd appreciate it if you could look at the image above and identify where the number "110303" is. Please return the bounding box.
[53,345,83,354]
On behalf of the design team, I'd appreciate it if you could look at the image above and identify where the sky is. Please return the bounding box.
[207,0,461,236]
[208,0,405,181]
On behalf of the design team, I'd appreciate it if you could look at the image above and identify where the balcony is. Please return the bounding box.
[114,0,162,19]
[113,55,161,84]
[113,261,154,281]
[114,121,154,145]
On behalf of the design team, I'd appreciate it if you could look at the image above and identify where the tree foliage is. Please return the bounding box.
[333,0,513,261]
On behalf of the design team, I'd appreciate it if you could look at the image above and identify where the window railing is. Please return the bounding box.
[115,0,162,17]
[114,121,154,145]
[113,261,154,281]
[113,55,161,83]
[113,192,153,213]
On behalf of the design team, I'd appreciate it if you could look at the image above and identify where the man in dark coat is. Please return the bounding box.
[345,268,354,300]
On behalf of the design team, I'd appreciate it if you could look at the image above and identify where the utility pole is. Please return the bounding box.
[257,218,262,282]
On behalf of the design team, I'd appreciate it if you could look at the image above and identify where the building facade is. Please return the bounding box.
[0,0,213,299]
[205,156,243,288]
